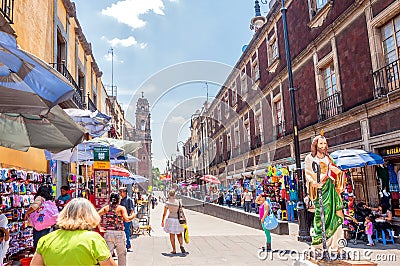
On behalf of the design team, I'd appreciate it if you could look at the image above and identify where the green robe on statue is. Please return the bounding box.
[312,178,343,245]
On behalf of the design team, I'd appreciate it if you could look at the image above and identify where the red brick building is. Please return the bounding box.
[185,0,400,213]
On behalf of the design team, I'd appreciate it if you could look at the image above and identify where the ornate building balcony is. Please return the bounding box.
[1,0,14,24]
[317,92,343,122]
[50,62,84,109]
[373,58,400,98]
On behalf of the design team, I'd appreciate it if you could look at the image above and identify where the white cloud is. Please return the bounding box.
[101,35,146,49]
[109,36,137,47]
[103,53,123,63]
[101,0,169,30]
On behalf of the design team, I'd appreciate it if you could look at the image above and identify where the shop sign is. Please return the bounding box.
[94,169,110,208]
[93,147,110,169]
[379,145,400,157]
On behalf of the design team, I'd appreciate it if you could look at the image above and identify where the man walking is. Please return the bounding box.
[119,187,135,252]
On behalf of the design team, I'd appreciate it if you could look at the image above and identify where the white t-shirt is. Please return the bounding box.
[0,214,9,266]
[0,239,9,266]
[243,192,252,202]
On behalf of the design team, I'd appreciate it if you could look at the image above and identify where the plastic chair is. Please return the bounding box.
[375,229,395,245]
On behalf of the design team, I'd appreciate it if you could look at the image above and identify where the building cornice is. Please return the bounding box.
[63,0,102,78]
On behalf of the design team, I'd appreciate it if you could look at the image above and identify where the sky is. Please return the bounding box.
[73,0,270,171]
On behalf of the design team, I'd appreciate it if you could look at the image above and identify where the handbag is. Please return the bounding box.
[177,201,186,224]
[29,200,58,231]
[262,201,278,230]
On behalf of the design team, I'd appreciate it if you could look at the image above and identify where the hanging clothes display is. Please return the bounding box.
[0,167,51,262]
[388,163,400,192]
[376,166,390,191]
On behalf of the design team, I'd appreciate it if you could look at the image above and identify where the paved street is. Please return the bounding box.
[125,192,399,265]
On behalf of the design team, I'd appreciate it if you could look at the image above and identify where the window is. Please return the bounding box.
[252,57,260,83]
[381,15,400,65]
[317,60,342,121]
[227,134,231,159]
[274,98,284,138]
[255,112,263,146]
[240,70,247,95]
[270,39,279,61]
[224,93,229,118]
[309,0,329,16]
[219,138,223,162]
[308,0,332,28]
[217,104,221,124]
[320,63,337,98]
[141,120,146,130]
[234,128,240,149]
[267,27,279,72]
[231,82,237,105]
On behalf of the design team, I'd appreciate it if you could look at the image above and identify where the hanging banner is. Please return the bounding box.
[93,147,110,208]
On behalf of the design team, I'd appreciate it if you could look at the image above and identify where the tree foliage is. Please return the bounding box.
[152,167,164,190]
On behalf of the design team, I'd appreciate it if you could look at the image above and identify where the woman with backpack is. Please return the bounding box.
[98,192,136,266]
[30,198,116,265]
[24,185,55,249]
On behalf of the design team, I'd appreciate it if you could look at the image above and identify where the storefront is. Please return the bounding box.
[0,147,51,262]
[378,145,400,217]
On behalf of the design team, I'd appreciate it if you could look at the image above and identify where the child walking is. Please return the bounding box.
[365,216,374,246]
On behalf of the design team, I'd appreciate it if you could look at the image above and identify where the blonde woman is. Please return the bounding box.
[30,198,116,265]
[161,189,186,254]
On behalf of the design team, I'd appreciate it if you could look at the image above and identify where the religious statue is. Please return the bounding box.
[304,132,346,251]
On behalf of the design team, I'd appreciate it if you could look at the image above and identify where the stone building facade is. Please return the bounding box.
[124,96,153,188]
[184,0,400,209]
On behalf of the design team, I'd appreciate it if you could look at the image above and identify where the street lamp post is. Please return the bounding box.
[191,114,207,197]
[177,141,187,183]
[280,0,310,242]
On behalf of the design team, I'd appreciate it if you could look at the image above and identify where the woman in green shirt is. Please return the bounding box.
[30,198,116,266]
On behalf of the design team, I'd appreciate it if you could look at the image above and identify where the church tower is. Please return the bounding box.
[134,93,152,188]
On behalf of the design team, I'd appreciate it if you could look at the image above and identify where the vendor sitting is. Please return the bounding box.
[56,186,72,210]
[367,203,392,233]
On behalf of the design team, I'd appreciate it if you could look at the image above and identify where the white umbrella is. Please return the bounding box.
[110,154,140,164]
[112,174,148,185]
[64,108,111,138]
[44,141,124,163]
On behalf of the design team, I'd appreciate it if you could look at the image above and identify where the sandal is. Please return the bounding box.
[180,246,186,253]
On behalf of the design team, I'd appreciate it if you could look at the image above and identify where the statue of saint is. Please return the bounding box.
[305,134,346,251]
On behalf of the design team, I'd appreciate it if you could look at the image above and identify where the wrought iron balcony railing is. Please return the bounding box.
[317,92,343,122]
[0,0,14,23]
[87,96,97,112]
[50,62,84,109]
[372,58,400,98]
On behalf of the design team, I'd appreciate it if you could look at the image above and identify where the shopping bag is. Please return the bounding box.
[263,212,278,230]
[183,223,189,243]
[29,200,58,231]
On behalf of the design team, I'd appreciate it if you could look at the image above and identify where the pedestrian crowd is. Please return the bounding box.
[11,184,153,266]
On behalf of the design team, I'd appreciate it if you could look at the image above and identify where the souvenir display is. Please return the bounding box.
[0,168,51,260]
